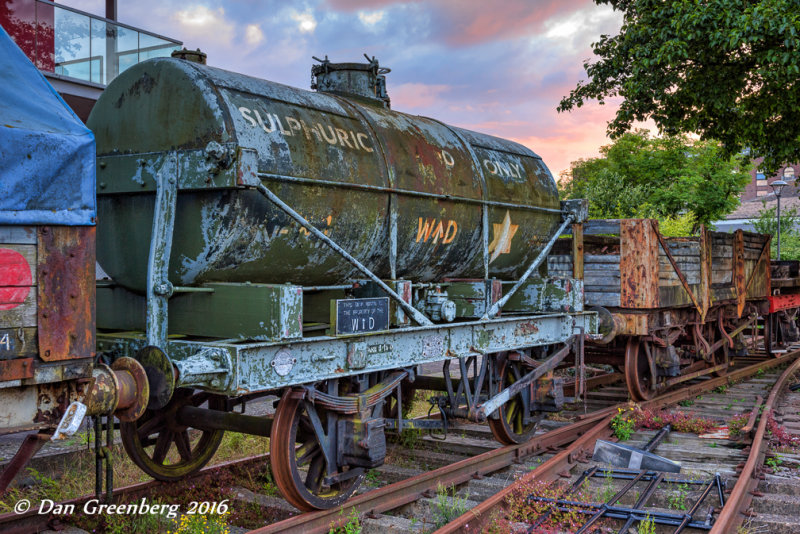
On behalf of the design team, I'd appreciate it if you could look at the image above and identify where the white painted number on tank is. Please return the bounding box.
[238,106,374,153]
[0,333,9,351]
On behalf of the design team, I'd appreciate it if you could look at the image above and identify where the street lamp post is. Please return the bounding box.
[771,179,788,260]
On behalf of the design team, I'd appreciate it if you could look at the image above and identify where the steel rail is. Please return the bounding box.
[434,350,800,534]
[249,413,611,534]
[709,355,800,533]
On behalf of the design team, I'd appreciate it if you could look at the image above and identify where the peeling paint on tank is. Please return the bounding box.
[93,57,564,291]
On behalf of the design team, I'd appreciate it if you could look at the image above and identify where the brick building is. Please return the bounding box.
[718,159,800,232]
[741,158,799,201]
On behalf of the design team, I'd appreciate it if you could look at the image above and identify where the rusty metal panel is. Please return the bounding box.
[734,230,746,316]
[572,223,584,280]
[619,220,659,308]
[699,227,711,321]
[37,226,95,361]
[0,358,35,380]
[616,312,649,336]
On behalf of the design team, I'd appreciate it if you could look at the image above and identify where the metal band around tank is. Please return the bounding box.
[326,95,400,279]
[421,117,492,280]
[255,172,563,214]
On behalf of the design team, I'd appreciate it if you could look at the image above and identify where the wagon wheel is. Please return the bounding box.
[270,393,364,511]
[488,355,541,445]
[624,337,656,401]
[120,388,226,481]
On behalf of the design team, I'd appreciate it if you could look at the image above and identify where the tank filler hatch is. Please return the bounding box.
[311,54,391,108]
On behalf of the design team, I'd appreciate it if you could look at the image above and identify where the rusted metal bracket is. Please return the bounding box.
[484,214,574,319]
[253,183,433,326]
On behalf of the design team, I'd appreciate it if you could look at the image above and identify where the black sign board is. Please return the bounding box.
[335,297,390,335]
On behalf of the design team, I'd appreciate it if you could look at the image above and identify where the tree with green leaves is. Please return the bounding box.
[559,130,751,227]
[559,0,800,173]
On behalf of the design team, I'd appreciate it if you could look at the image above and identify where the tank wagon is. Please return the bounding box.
[4,41,800,513]
[88,52,596,510]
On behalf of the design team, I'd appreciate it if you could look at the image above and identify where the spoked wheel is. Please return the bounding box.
[120,388,226,481]
[270,392,364,511]
[488,354,540,445]
[624,337,656,401]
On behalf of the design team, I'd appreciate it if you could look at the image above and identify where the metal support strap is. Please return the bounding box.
[484,215,574,319]
[253,183,433,326]
[146,152,179,348]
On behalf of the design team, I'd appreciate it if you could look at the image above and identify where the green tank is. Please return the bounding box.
[89,55,561,292]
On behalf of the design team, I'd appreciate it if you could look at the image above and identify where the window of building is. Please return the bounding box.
[756,169,766,182]
[784,167,796,180]
[757,189,767,196]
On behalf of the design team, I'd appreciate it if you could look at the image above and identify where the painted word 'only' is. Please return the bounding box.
[483,159,525,180]
[239,107,373,153]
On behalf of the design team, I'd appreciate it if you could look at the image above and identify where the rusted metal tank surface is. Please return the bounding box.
[88,58,561,291]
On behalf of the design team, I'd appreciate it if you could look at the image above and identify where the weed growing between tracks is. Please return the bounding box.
[433,483,470,528]
[766,410,800,449]
[488,479,606,533]
[728,412,751,438]
[667,482,689,511]
[328,507,361,534]
[609,402,716,441]
[638,514,655,534]
[0,431,279,532]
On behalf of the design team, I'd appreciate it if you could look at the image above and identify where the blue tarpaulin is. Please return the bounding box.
[0,25,95,225]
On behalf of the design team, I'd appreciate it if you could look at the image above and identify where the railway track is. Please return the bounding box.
[1,353,796,534]
[0,376,621,533]
[439,349,800,534]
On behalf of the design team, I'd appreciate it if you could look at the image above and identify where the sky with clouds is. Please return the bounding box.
[61,0,628,178]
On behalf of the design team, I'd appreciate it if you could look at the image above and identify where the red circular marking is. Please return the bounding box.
[0,248,33,311]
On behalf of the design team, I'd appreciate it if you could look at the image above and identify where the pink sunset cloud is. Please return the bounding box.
[53,0,628,179]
